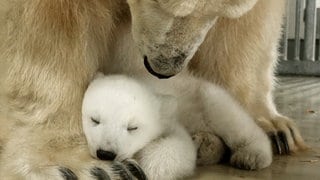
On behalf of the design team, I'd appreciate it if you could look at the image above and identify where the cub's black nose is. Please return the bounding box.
[96,149,116,161]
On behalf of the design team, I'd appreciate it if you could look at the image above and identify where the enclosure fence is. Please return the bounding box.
[278,0,320,76]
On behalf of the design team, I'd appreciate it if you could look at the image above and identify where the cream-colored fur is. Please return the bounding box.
[127,0,259,76]
[0,0,306,179]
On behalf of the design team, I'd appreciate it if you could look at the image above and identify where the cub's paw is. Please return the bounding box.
[256,115,308,155]
[192,131,227,166]
[230,141,272,170]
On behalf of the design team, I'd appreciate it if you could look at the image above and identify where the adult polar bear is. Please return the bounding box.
[0,0,305,179]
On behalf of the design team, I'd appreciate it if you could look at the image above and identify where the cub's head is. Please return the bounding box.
[127,0,257,78]
[82,74,176,161]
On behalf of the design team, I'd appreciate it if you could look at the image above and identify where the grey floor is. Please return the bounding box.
[193,76,320,180]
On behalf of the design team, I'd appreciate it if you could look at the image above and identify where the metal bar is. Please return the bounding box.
[304,0,317,61]
[282,0,290,61]
[294,0,303,60]
[318,9,320,61]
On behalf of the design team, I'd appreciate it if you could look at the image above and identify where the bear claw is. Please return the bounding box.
[59,167,78,180]
[269,131,290,155]
[112,162,133,180]
[90,167,111,180]
[122,159,147,180]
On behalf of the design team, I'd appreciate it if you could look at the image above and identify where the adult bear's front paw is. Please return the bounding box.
[256,115,308,155]
[57,159,147,180]
[0,130,147,180]
[121,159,147,180]
[59,167,78,180]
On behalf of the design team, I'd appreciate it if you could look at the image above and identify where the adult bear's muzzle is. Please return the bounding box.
[143,54,185,79]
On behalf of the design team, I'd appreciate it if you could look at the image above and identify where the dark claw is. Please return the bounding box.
[278,131,290,154]
[123,159,147,180]
[90,167,111,180]
[59,167,78,180]
[112,161,133,180]
[269,133,283,155]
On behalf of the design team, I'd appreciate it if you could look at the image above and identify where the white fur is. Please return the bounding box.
[82,75,197,180]
[143,73,273,170]
[82,72,272,179]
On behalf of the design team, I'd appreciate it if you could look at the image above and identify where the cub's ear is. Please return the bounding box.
[93,72,105,80]
[158,0,199,17]
[157,94,178,123]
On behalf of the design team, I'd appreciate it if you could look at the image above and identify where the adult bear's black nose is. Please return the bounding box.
[143,56,174,79]
[96,149,117,161]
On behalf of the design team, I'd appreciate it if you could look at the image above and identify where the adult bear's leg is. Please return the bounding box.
[0,1,146,179]
[189,0,306,154]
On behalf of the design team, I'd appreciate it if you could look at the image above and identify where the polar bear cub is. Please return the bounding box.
[82,73,273,179]
[82,74,197,180]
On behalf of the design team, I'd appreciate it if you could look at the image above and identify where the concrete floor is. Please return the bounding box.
[192,76,320,180]
[0,62,319,179]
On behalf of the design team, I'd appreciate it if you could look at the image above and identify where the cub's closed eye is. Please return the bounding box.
[127,127,138,131]
[91,117,100,125]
